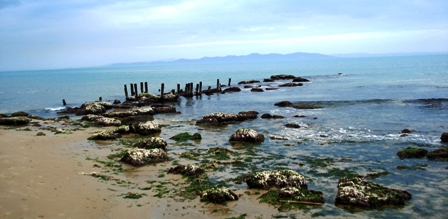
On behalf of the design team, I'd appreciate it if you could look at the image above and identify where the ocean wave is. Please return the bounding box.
[44,106,66,112]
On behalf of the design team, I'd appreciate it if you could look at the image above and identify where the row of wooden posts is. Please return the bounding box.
[124,78,232,101]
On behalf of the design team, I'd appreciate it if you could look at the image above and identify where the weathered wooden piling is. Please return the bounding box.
[217,79,220,90]
[228,78,231,86]
[99,97,102,101]
[140,82,144,93]
[145,82,148,93]
[161,83,165,100]
[199,82,203,94]
[130,83,135,96]
[124,84,129,100]
[177,84,181,94]
[195,84,199,96]
[134,83,138,97]
[62,99,66,106]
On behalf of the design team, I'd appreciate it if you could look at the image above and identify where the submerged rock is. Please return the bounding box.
[251,88,264,92]
[441,132,448,143]
[427,147,448,160]
[200,187,239,204]
[0,116,31,126]
[134,137,167,151]
[335,176,412,209]
[246,170,307,189]
[274,101,293,107]
[229,128,265,143]
[396,147,428,159]
[151,105,177,114]
[167,164,205,177]
[120,148,169,166]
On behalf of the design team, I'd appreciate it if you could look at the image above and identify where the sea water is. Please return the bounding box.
[1,54,448,217]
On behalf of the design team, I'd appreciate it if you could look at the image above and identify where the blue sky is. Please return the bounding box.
[1,0,447,71]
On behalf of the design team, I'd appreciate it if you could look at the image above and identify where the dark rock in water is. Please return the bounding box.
[261,113,284,119]
[168,164,205,177]
[265,87,278,90]
[0,116,31,126]
[263,78,274,82]
[11,111,29,117]
[396,147,428,159]
[285,123,301,128]
[222,87,241,93]
[120,148,169,166]
[274,101,293,107]
[151,105,177,114]
[292,104,323,109]
[272,115,284,119]
[251,87,264,92]
[279,82,303,87]
[0,113,7,118]
[196,111,258,126]
[229,128,264,143]
[113,99,121,104]
[401,129,412,134]
[293,114,306,118]
[88,130,122,140]
[170,132,202,141]
[441,132,448,143]
[238,79,260,84]
[270,74,296,80]
[246,169,307,189]
[200,187,239,204]
[134,137,167,151]
[335,176,412,209]
[427,148,448,160]
[292,77,310,82]
[243,85,254,89]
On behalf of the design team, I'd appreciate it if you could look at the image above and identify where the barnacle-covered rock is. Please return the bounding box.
[238,79,260,84]
[167,164,205,177]
[151,104,177,114]
[113,125,130,134]
[88,130,122,140]
[134,137,167,151]
[81,114,103,121]
[196,111,258,126]
[396,147,428,159]
[11,111,29,117]
[229,128,264,143]
[0,116,31,126]
[104,107,154,117]
[120,148,169,166]
[93,117,121,126]
[200,187,239,204]
[130,119,161,135]
[277,187,324,204]
[246,170,307,189]
[335,176,412,209]
[82,102,109,114]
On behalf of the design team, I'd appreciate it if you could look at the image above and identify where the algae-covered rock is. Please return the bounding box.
[11,111,29,117]
[120,148,169,166]
[396,147,428,159]
[93,117,121,126]
[113,125,130,134]
[335,176,412,209]
[246,170,307,189]
[170,132,202,141]
[229,128,264,143]
[427,147,448,160]
[277,187,324,204]
[88,130,122,140]
[0,116,31,126]
[151,105,177,114]
[81,114,103,121]
[130,119,161,135]
[200,187,239,204]
[134,137,167,151]
[167,164,205,177]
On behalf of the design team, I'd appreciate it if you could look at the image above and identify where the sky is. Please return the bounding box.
[1,0,447,71]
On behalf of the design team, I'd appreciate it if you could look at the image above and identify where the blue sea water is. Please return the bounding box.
[1,54,448,217]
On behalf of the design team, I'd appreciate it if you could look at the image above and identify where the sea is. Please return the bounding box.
[1,54,447,218]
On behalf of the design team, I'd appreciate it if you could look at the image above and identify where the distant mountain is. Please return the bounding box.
[107,52,334,67]
[332,52,448,58]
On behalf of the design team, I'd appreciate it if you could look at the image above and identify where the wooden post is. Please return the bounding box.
[177,84,180,94]
[145,82,148,93]
[134,83,138,97]
[130,83,135,96]
[207,86,211,94]
[199,81,202,94]
[140,82,144,93]
[99,97,102,101]
[62,99,66,106]
[195,84,199,96]
[216,79,220,90]
[124,84,129,100]
[161,83,165,100]
[228,78,231,86]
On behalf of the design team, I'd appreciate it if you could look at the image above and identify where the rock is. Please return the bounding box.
[396,147,428,159]
[81,114,103,121]
[36,132,46,136]
[120,148,169,166]
[170,132,202,141]
[441,132,448,143]
[270,74,296,80]
[277,187,324,204]
[274,101,293,107]
[113,99,121,104]
[222,87,241,93]
[229,128,264,143]
[292,104,323,109]
[120,115,154,125]
[112,125,130,134]
[168,164,205,177]
[81,102,106,115]
[251,88,264,92]
[265,87,278,90]
[93,117,121,126]
[88,130,122,140]
[0,113,7,118]
[134,137,167,151]
[151,105,177,114]
[11,111,29,117]
[130,119,161,135]
[285,123,300,128]
[293,114,306,118]
[279,82,303,87]
[0,116,31,126]
[104,107,154,117]
[261,113,284,119]
[263,78,274,82]
[335,176,412,209]
[196,111,258,126]
[238,79,260,84]
[401,129,412,134]
[292,77,310,82]
[427,148,448,160]
[246,170,307,189]
[200,187,239,204]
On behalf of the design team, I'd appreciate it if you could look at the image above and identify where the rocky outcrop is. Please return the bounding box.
[88,130,122,140]
[134,137,167,151]
[441,132,448,143]
[151,105,177,114]
[222,87,241,93]
[427,148,448,160]
[285,123,301,128]
[335,176,412,209]
[168,164,205,177]
[270,74,296,80]
[129,119,161,135]
[200,187,239,204]
[0,116,31,125]
[396,147,428,159]
[229,128,264,143]
[238,79,260,84]
[292,77,310,82]
[93,117,121,126]
[120,148,169,166]
[274,101,323,109]
[11,111,29,117]
[196,111,258,126]
[279,82,303,87]
[246,170,307,189]
[277,187,324,204]
[274,101,293,107]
